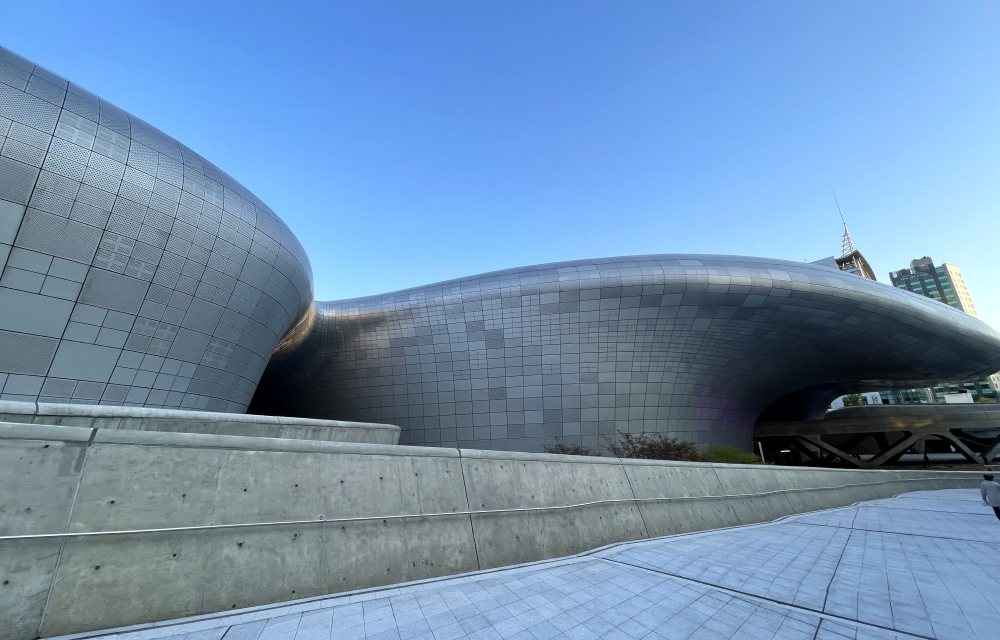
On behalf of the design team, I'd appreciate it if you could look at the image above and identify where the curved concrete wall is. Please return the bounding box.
[0,46,312,411]
[0,423,980,639]
[251,254,1000,451]
[0,400,399,444]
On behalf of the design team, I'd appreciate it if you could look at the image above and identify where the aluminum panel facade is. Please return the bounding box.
[0,47,312,411]
[250,256,1000,451]
[5,45,1000,452]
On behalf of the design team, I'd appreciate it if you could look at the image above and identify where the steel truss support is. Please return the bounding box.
[778,427,997,469]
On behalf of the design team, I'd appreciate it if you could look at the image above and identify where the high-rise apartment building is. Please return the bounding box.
[889,257,978,318]
[887,257,997,403]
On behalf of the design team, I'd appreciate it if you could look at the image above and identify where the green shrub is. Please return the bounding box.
[543,440,602,456]
[842,393,866,407]
[699,443,765,464]
[545,431,766,464]
[603,430,701,461]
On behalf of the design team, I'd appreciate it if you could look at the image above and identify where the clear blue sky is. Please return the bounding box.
[4,2,999,326]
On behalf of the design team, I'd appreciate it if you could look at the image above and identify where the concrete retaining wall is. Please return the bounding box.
[0,423,982,639]
[0,401,400,444]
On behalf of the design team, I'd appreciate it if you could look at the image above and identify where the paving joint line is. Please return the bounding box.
[600,557,938,640]
[793,520,1000,545]
[819,502,858,615]
[847,503,997,515]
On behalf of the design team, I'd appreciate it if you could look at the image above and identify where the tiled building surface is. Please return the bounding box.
[251,256,1000,451]
[0,46,312,411]
[63,489,1000,640]
[5,44,1000,451]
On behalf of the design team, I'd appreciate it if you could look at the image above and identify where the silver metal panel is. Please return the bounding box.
[0,46,313,411]
[4,44,1000,447]
[251,255,1000,451]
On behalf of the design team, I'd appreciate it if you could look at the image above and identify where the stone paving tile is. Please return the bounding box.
[58,489,1000,640]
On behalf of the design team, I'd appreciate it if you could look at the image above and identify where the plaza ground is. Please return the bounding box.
[56,489,1000,640]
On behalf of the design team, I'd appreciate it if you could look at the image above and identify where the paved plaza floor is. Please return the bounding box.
[61,489,1000,640]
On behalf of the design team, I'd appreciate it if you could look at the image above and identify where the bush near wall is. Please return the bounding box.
[544,431,766,464]
[699,444,766,465]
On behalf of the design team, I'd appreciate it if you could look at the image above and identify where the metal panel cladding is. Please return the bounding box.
[0,46,312,411]
[250,255,1000,451]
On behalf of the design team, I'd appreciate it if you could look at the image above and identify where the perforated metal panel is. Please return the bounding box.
[0,46,312,411]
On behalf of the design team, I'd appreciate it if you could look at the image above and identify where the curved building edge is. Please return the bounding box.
[0,45,313,411]
[249,254,1000,451]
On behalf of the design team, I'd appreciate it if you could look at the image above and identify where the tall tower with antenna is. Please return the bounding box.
[809,193,877,281]
[835,192,856,257]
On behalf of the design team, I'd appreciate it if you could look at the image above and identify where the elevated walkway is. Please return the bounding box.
[0,400,400,444]
[756,404,1000,468]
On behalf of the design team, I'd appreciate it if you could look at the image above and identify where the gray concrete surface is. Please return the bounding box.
[0,400,400,444]
[0,423,983,639]
[47,489,1000,640]
[460,450,647,569]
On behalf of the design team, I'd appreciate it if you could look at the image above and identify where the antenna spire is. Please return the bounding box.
[834,191,855,257]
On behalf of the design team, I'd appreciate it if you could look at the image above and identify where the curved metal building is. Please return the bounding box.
[4,45,1000,451]
[0,47,312,411]
[250,255,1000,451]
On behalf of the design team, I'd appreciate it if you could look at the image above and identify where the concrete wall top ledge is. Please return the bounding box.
[0,422,455,458]
[616,457,759,470]
[0,422,986,479]
[616,458,906,473]
[0,401,36,415]
[0,422,93,442]
[454,449,970,475]
[0,401,399,434]
[270,415,398,430]
[457,448,625,465]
